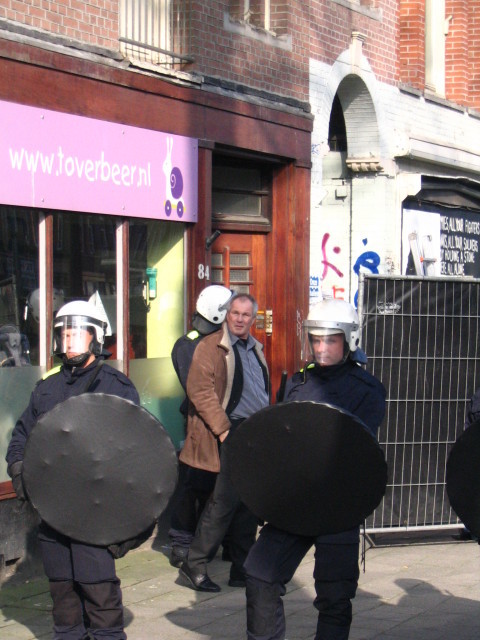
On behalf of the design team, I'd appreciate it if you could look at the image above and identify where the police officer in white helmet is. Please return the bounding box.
[6,299,140,640]
[243,298,386,640]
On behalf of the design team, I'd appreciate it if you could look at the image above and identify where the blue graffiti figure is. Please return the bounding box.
[353,250,380,307]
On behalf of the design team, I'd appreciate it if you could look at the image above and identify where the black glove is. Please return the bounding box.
[8,461,27,502]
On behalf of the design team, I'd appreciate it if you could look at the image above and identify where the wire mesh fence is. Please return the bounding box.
[359,274,480,532]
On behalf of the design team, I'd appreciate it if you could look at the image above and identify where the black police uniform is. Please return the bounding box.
[6,358,140,640]
[244,356,386,640]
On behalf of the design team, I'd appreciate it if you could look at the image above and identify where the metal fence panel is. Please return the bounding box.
[359,275,480,532]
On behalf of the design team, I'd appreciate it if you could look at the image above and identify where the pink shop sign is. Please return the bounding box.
[0,100,198,222]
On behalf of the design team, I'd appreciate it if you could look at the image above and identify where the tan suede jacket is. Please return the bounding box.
[179,322,268,473]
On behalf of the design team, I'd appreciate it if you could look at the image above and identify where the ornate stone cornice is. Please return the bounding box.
[346,157,384,173]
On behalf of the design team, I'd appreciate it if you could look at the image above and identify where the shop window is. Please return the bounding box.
[0,207,187,485]
[0,205,40,484]
[0,206,39,366]
[128,218,186,450]
[212,156,272,230]
[119,0,193,68]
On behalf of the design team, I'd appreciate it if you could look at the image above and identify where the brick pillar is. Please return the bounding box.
[399,0,425,90]
[469,0,480,108]
[445,1,469,104]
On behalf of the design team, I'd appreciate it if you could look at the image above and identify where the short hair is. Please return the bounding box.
[226,293,258,317]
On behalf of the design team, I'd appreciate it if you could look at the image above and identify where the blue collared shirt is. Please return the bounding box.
[229,333,269,420]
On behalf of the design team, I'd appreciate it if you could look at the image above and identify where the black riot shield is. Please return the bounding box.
[23,393,178,545]
[446,418,480,538]
[226,401,387,537]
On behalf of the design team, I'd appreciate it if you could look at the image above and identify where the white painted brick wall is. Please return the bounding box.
[309,53,480,306]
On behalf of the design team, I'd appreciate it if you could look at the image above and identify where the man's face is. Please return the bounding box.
[310,333,345,366]
[226,298,256,340]
[63,327,93,360]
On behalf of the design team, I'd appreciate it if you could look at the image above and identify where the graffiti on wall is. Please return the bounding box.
[310,235,381,307]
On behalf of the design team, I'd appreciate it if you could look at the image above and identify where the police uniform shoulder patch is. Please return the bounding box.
[42,365,62,380]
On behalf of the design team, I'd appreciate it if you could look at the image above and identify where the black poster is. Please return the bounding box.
[403,207,480,278]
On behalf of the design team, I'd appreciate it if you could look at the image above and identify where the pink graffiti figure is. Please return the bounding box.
[321,233,343,279]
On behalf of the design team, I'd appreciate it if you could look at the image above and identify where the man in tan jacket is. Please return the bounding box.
[179,293,269,592]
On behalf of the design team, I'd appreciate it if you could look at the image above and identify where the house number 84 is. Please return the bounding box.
[198,264,210,280]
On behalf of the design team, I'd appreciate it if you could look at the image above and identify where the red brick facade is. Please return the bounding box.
[399,1,425,89]
[1,1,479,109]
[0,0,119,49]
[466,0,480,107]
[398,0,480,109]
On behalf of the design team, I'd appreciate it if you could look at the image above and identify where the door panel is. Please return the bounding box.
[211,233,270,362]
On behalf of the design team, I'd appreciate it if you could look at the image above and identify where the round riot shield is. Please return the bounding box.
[23,393,178,545]
[226,401,387,537]
[446,419,480,538]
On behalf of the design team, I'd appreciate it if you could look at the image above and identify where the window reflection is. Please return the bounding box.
[128,218,185,449]
[128,219,184,359]
[0,205,38,366]
[52,211,118,360]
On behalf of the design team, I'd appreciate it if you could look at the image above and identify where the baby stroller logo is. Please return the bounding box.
[163,136,185,218]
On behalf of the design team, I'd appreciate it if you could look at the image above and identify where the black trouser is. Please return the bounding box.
[38,523,126,640]
[169,462,218,547]
[244,524,360,640]
[185,424,258,580]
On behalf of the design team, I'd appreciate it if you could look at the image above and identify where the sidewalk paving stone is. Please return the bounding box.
[1,536,479,639]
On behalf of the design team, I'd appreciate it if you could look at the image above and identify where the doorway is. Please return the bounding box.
[211,232,271,363]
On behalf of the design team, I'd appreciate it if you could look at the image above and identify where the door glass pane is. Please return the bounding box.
[128,219,185,450]
[0,205,41,481]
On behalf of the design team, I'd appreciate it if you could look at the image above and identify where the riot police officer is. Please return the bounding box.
[6,300,140,640]
[243,298,386,640]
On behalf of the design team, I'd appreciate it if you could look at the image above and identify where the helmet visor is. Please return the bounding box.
[53,315,102,357]
[301,327,346,364]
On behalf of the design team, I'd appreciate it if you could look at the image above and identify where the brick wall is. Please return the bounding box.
[188,1,310,103]
[468,0,480,107]
[1,1,478,111]
[0,0,119,50]
[398,0,480,110]
[445,1,469,104]
[309,0,399,85]
[190,1,401,104]
[399,0,425,89]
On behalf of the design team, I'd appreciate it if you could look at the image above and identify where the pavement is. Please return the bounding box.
[1,530,480,640]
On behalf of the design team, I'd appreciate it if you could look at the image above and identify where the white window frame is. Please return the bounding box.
[119,0,172,64]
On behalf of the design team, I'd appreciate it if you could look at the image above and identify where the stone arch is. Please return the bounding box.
[312,45,390,167]
[336,74,380,160]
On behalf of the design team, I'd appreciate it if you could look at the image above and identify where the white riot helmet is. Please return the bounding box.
[302,299,360,362]
[26,288,64,325]
[196,285,233,324]
[53,300,108,365]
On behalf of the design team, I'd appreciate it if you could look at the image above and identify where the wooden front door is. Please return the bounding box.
[211,232,271,364]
